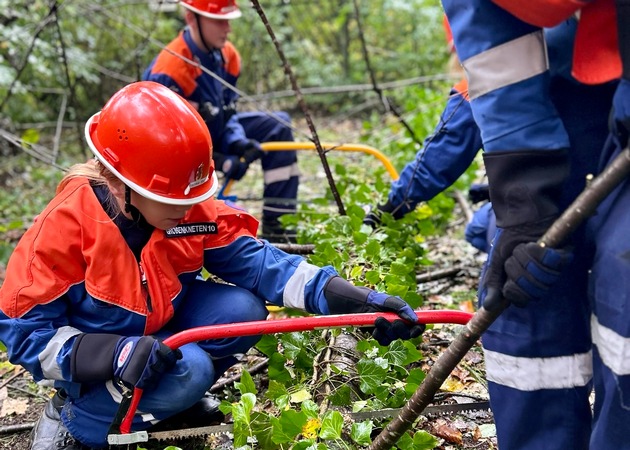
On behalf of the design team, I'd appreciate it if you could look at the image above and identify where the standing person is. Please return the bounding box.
[441,0,624,448]
[142,0,299,243]
[0,82,424,450]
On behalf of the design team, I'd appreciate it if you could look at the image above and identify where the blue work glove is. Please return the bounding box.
[113,336,182,390]
[323,276,424,345]
[71,333,182,391]
[220,140,264,181]
[480,150,573,310]
[464,202,495,253]
[612,78,630,148]
[481,226,573,310]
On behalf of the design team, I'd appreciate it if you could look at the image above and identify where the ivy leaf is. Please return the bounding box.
[232,393,256,447]
[235,369,257,395]
[319,410,343,440]
[301,399,320,419]
[357,359,388,394]
[282,332,307,361]
[290,388,312,403]
[251,411,274,449]
[279,409,308,440]
[384,340,407,366]
[268,353,292,384]
[255,334,278,358]
[412,430,439,449]
[405,368,428,396]
[351,421,373,446]
[328,384,352,406]
[265,380,289,402]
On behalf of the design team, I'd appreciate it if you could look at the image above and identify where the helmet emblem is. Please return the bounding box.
[185,163,209,195]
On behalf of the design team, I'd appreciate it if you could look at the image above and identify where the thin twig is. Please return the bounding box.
[250,0,346,216]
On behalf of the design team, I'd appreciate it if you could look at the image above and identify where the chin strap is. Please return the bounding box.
[124,185,142,223]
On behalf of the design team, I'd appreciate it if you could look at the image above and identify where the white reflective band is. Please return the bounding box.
[592,314,630,376]
[283,261,320,310]
[464,30,548,100]
[40,326,82,380]
[264,162,300,185]
[484,348,592,391]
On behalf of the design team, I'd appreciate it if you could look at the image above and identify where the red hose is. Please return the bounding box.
[117,309,472,434]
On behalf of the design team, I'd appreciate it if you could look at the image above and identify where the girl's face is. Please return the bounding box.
[131,192,192,230]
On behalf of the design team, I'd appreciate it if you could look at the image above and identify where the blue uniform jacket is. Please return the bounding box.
[0,177,337,389]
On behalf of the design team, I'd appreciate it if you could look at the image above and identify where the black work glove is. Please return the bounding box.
[363,200,402,229]
[468,183,490,204]
[324,276,425,345]
[229,139,264,160]
[71,334,182,391]
[480,150,574,311]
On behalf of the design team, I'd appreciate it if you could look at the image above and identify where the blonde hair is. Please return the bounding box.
[58,159,125,216]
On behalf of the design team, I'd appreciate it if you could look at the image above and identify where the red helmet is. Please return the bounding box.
[180,0,242,19]
[85,81,218,205]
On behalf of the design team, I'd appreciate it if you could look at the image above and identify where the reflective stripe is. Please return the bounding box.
[283,261,319,310]
[264,162,300,185]
[464,30,548,100]
[39,326,82,380]
[592,314,630,376]
[484,348,592,391]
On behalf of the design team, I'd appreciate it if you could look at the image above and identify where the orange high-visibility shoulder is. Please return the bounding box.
[492,0,587,27]
[222,41,241,78]
[151,32,202,97]
[453,78,470,101]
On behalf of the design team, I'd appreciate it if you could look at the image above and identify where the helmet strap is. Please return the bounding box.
[194,14,213,52]
[124,185,142,222]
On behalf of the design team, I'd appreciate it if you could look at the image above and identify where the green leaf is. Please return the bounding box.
[351,421,373,446]
[235,369,257,395]
[319,410,343,440]
[278,409,308,440]
[328,384,352,406]
[357,359,388,394]
[256,334,279,358]
[412,430,439,449]
[268,353,292,383]
[250,411,275,449]
[265,380,289,402]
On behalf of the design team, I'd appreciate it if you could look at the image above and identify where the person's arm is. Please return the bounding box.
[202,236,423,345]
[443,0,574,309]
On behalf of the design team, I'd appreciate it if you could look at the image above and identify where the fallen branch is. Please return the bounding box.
[370,146,630,449]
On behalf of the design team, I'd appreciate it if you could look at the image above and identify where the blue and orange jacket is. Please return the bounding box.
[0,177,337,387]
[387,78,482,215]
[492,0,621,84]
[142,29,245,154]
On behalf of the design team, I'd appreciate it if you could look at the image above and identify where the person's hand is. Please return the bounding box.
[71,333,182,391]
[364,291,425,345]
[113,336,182,390]
[323,276,425,346]
[468,183,490,204]
[480,224,573,311]
[230,139,264,161]
[362,200,399,229]
[363,205,383,229]
[480,149,573,310]
[221,155,250,181]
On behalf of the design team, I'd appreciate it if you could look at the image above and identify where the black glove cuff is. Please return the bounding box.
[483,149,569,228]
[323,276,370,314]
[71,333,122,383]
